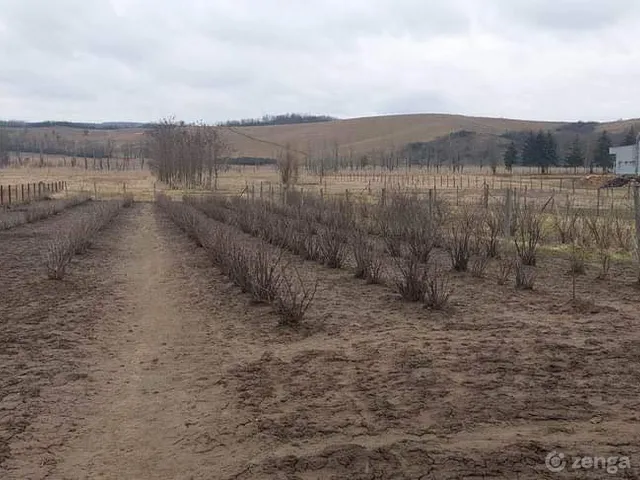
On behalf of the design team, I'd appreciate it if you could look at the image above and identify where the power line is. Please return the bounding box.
[222,126,309,158]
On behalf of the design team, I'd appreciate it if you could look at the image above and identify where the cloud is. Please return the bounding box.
[0,0,639,123]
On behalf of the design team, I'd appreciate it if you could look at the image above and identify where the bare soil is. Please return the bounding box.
[1,203,639,479]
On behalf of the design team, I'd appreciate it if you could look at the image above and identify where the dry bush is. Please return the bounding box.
[497,258,513,285]
[44,234,74,280]
[366,255,385,284]
[482,207,502,258]
[585,216,614,279]
[513,206,544,266]
[249,248,283,303]
[317,222,347,268]
[470,254,490,278]
[612,215,633,251]
[352,230,373,279]
[227,244,252,293]
[423,265,452,310]
[446,206,479,272]
[394,255,428,302]
[553,201,580,244]
[273,266,317,326]
[515,259,536,289]
[568,242,587,275]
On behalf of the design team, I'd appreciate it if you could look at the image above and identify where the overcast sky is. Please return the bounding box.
[0,0,638,123]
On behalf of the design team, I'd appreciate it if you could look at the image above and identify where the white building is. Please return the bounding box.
[609,144,639,175]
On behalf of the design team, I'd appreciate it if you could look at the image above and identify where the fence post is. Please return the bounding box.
[0,185,3,205]
[8,185,12,205]
[504,188,512,237]
[27,183,30,201]
[597,188,601,216]
[21,184,24,203]
[483,183,489,209]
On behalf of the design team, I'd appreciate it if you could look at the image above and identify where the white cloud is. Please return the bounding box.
[0,0,638,122]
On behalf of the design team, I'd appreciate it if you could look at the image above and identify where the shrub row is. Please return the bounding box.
[44,200,123,279]
[157,194,317,326]
[0,194,92,231]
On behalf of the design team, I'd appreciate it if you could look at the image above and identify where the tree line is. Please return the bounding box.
[502,126,637,173]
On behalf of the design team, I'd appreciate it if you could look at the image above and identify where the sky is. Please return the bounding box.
[0,0,639,123]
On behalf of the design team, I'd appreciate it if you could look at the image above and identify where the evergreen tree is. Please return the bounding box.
[565,136,584,172]
[503,142,517,172]
[541,131,559,173]
[623,126,637,146]
[593,130,614,172]
[521,131,537,167]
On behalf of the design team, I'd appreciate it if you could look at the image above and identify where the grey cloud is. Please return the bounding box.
[0,0,639,123]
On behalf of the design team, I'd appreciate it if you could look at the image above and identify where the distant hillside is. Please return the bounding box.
[2,114,639,165]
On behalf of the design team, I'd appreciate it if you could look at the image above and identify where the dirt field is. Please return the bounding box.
[1,197,639,479]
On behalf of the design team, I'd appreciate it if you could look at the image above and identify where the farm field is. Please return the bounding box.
[1,162,640,478]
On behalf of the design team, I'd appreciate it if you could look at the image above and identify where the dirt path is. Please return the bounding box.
[33,203,257,479]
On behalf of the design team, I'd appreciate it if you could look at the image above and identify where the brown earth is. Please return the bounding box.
[1,202,639,479]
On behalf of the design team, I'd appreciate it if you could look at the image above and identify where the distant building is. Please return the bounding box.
[609,144,639,175]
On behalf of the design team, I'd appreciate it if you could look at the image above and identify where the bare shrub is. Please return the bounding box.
[568,242,587,275]
[44,234,74,280]
[273,266,317,326]
[366,255,385,285]
[227,245,252,293]
[352,230,373,279]
[585,216,614,279]
[553,201,580,244]
[446,206,479,272]
[470,254,490,278]
[317,223,347,268]
[482,207,502,258]
[513,206,544,266]
[424,266,452,310]
[612,215,633,251]
[497,258,513,285]
[515,259,536,289]
[249,248,283,303]
[394,255,427,302]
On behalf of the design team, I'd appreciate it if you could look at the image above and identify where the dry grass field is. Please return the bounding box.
[1,155,640,479]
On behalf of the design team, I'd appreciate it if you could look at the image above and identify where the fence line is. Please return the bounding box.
[0,181,66,206]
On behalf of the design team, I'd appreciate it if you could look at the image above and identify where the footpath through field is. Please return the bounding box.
[11,203,262,479]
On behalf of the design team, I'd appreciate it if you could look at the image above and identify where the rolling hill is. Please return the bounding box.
[4,114,639,162]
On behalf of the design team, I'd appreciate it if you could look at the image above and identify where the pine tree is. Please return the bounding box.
[623,126,637,146]
[503,142,517,172]
[565,136,584,172]
[593,130,614,172]
[541,131,558,173]
[521,131,537,167]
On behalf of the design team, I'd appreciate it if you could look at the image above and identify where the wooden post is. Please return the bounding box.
[27,183,30,201]
[504,188,512,237]
[381,188,386,206]
[0,185,3,205]
[21,184,24,203]
[8,185,11,205]
[483,183,489,209]
[597,188,601,216]
[260,181,263,199]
